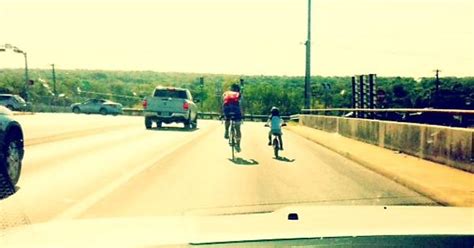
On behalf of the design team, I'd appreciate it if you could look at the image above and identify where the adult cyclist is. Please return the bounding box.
[222,83,243,152]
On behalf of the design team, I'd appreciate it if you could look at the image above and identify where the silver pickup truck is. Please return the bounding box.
[143,86,198,129]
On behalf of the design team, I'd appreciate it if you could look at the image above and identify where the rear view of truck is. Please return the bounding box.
[142,86,198,129]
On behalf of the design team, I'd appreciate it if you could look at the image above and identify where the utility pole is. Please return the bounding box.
[215,80,223,115]
[304,0,312,109]
[23,52,29,101]
[431,69,441,108]
[434,69,441,93]
[240,78,245,116]
[51,64,57,96]
[199,76,204,109]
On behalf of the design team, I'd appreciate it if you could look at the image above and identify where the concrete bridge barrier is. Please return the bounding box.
[300,115,473,173]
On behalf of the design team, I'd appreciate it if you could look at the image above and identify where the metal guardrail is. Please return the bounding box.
[197,112,219,119]
[198,112,294,122]
[290,114,300,121]
[122,107,143,116]
[122,108,297,121]
[301,108,474,115]
[300,108,474,128]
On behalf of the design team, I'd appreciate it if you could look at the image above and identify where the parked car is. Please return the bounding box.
[142,86,198,129]
[0,94,28,111]
[0,106,24,194]
[71,99,123,115]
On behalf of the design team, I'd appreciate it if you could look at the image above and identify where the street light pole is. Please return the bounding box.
[13,46,29,101]
[1,44,30,100]
[304,0,312,109]
[51,64,57,96]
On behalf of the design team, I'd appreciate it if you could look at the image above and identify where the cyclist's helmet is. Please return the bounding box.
[230,83,241,92]
[271,106,280,115]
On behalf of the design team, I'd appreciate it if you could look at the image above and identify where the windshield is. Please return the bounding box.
[13,95,25,104]
[0,0,472,246]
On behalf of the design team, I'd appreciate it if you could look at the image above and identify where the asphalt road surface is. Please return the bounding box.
[0,113,436,228]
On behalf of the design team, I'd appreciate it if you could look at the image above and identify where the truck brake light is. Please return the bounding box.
[183,102,189,110]
[142,99,148,109]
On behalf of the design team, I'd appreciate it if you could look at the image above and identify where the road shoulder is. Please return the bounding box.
[287,125,474,207]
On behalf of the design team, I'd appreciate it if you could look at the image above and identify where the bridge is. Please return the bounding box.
[0,110,472,229]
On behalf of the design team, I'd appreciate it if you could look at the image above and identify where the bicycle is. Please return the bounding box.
[221,115,239,161]
[265,123,286,158]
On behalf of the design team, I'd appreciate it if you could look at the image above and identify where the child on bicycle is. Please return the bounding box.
[267,106,284,150]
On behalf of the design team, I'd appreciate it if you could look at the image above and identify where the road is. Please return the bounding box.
[0,113,436,229]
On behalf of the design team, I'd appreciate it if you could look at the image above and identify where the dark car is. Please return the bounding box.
[0,106,24,197]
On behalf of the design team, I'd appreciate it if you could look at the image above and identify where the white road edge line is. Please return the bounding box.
[54,125,215,220]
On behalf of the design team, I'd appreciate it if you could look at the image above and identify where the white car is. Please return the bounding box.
[71,99,123,115]
[0,94,28,111]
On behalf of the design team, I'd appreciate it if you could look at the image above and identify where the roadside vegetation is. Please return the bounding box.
[0,69,472,115]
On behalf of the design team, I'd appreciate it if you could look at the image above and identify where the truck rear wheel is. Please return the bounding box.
[192,117,198,129]
[183,120,192,129]
[145,117,152,129]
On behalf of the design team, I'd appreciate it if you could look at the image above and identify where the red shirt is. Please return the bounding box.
[223,91,240,105]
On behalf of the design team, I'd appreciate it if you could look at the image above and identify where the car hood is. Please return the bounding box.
[0,206,472,247]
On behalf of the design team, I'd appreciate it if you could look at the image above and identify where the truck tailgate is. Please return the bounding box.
[146,97,186,113]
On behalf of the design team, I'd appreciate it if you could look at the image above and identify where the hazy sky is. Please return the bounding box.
[0,0,473,77]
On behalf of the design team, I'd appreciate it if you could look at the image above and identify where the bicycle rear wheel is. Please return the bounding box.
[230,125,236,161]
[273,137,279,158]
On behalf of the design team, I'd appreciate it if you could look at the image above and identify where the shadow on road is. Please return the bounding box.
[229,157,259,166]
[274,156,295,163]
[147,126,199,132]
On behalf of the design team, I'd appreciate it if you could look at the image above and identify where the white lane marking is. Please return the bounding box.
[54,124,216,220]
